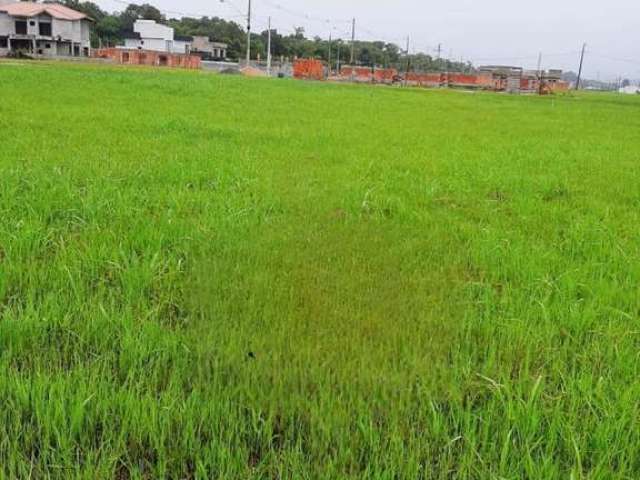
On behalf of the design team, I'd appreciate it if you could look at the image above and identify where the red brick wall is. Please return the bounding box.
[336,66,396,83]
[373,68,398,83]
[293,59,324,80]
[94,48,201,69]
[447,73,480,85]
[406,73,444,86]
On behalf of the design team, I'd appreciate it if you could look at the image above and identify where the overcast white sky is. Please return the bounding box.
[102,0,639,79]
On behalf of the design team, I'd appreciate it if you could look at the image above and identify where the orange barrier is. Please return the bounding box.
[293,59,324,80]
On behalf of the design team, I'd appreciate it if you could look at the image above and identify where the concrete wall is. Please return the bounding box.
[51,18,89,45]
[201,60,240,72]
[0,11,9,56]
[125,37,169,52]
[134,20,172,42]
[56,42,71,56]
[191,35,209,51]
[80,20,90,44]
[49,17,66,37]
[35,39,57,56]
[125,37,191,54]
[0,11,13,34]
[25,17,37,35]
[172,39,190,54]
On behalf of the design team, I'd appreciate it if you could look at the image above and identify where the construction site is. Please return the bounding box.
[293,58,570,94]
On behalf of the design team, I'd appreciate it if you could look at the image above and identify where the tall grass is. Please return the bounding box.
[0,61,639,478]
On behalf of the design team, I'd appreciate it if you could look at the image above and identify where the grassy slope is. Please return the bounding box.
[1,61,639,479]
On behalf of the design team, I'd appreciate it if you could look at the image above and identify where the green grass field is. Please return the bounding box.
[1,61,640,479]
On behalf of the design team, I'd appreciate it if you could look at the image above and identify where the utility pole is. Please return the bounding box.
[327,32,332,77]
[437,43,441,59]
[245,0,252,66]
[404,36,410,87]
[336,42,341,73]
[536,52,542,76]
[350,18,356,81]
[350,18,356,65]
[266,16,272,76]
[575,42,586,90]
[536,51,543,95]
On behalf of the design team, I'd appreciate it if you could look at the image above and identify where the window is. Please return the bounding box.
[39,23,52,36]
[0,36,7,48]
[15,20,27,35]
[45,43,51,49]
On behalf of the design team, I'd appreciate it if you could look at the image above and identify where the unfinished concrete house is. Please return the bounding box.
[479,65,524,93]
[190,35,227,60]
[0,1,92,58]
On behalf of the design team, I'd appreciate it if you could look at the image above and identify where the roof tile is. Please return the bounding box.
[0,2,90,21]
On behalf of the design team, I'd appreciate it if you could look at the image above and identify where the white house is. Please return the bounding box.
[123,19,191,54]
[0,1,92,57]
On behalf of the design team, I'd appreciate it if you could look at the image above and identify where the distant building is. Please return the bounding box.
[0,1,92,58]
[479,65,523,93]
[191,35,227,60]
[619,85,640,95]
[521,70,541,93]
[123,19,192,54]
[478,65,568,94]
[539,69,569,93]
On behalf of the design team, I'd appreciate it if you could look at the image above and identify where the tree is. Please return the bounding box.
[96,15,121,47]
[57,0,472,69]
[59,0,105,21]
[119,4,165,33]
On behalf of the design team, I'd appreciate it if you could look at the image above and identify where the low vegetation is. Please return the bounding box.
[1,61,639,478]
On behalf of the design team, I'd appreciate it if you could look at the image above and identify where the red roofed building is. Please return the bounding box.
[0,1,93,58]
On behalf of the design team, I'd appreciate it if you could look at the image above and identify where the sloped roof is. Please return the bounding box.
[0,2,91,21]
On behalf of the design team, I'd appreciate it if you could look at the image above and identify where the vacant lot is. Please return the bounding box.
[1,61,639,479]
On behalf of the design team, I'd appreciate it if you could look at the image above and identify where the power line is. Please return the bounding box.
[589,52,640,67]
[106,0,244,20]
[95,0,637,77]
[260,0,351,25]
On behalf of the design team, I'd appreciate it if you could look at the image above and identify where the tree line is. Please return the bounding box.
[58,0,471,72]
